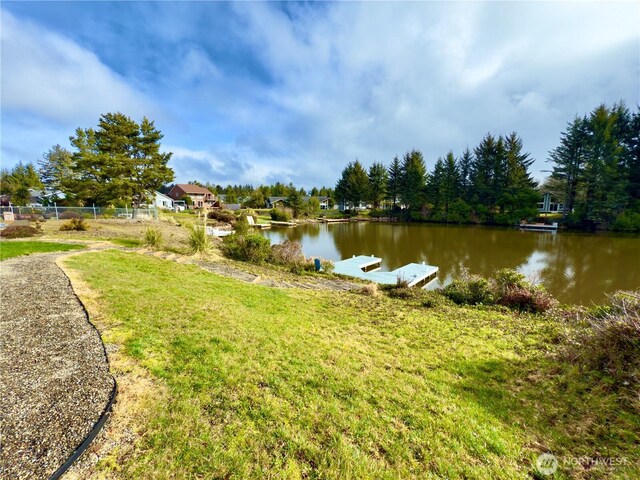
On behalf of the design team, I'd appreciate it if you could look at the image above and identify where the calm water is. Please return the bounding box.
[262,222,640,305]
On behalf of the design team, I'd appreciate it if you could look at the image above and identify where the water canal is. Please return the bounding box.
[262,222,640,305]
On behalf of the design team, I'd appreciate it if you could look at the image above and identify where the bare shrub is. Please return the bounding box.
[358,283,379,297]
[565,290,640,390]
[60,218,88,231]
[270,240,305,266]
[497,285,558,313]
[0,225,40,238]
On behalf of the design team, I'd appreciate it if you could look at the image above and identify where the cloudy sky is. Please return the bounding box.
[1,2,638,189]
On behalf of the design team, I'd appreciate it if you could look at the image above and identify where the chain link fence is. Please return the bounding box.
[0,205,159,220]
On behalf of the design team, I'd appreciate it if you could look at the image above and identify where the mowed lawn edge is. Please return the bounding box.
[0,240,85,260]
[63,251,639,479]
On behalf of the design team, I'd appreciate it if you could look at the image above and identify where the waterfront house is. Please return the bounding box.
[267,196,330,210]
[266,196,287,209]
[167,184,221,209]
[538,192,565,213]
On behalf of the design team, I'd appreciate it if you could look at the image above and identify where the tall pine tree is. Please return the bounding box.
[367,162,389,209]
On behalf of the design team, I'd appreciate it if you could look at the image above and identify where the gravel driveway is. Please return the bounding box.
[0,253,115,480]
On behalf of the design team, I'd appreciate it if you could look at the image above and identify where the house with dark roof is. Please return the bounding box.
[538,192,565,213]
[167,184,221,209]
[266,196,330,209]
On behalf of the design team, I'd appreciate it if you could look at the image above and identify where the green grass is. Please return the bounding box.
[0,240,84,260]
[108,238,142,248]
[64,251,639,479]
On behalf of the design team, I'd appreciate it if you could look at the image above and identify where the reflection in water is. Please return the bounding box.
[262,223,640,305]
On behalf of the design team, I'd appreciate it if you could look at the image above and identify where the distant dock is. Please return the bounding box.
[519,222,558,232]
[334,255,438,287]
[269,220,297,227]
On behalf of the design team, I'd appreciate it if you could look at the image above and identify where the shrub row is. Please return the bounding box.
[441,268,557,313]
[222,237,333,274]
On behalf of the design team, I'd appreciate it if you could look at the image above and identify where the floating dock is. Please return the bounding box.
[334,255,438,287]
[269,220,297,227]
[519,222,558,232]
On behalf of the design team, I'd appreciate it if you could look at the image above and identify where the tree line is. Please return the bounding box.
[546,102,639,231]
[2,103,637,231]
[335,132,539,225]
[176,181,334,209]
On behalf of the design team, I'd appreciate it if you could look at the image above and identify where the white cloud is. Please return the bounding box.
[166,144,295,186]
[1,2,638,188]
[227,1,639,184]
[1,9,157,125]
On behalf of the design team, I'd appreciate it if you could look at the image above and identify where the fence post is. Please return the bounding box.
[125,204,129,218]
[93,203,97,220]
[54,202,59,220]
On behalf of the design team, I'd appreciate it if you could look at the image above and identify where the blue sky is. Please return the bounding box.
[2,2,638,189]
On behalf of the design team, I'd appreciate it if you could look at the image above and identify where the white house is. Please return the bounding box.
[153,191,174,210]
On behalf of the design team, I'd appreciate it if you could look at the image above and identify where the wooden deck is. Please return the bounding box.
[334,255,438,287]
[269,220,297,227]
[519,222,558,231]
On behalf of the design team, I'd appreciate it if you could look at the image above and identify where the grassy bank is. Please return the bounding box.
[62,251,638,479]
[0,240,84,260]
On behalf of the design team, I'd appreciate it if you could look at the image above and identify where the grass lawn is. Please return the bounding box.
[64,251,638,479]
[0,240,84,260]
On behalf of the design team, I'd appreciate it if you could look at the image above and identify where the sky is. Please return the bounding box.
[1,1,638,189]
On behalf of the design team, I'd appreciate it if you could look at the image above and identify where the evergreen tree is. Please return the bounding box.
[68,113,174,206]
[625,108,640,204]
[38,145,72,197]
[427,157,445,212]
[549,116,589,220]
[367,162,388,209]
[441,151,461,217]
[491,136,509,212]
[387,156,402,208]
[286,189,304,218]
[471,133,498,212]
[335,160,369,210]
[580,104,627,225]
[500,133,538,221]
[271,182,287,197]
[400,149,427,213]
[0,162,43,204]
[458,148,473,202]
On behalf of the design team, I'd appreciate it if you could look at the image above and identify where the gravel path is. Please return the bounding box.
[0,253,115,480]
